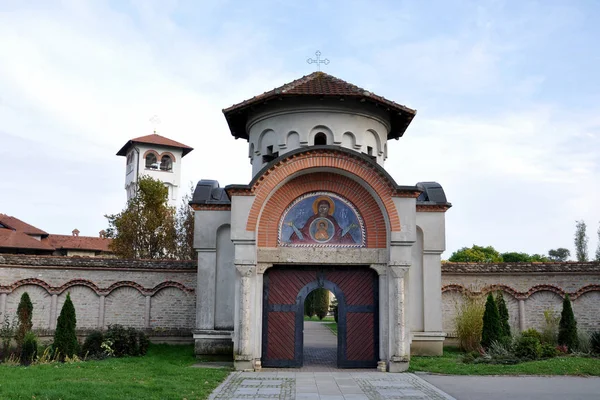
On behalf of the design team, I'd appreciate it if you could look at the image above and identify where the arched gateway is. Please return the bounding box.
[191,72,451,372]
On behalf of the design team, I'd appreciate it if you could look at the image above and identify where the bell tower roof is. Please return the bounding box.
[223,72,416,141]
[116,133,194,157]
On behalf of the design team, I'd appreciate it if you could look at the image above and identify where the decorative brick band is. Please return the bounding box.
[191,204,232,211]
[247,149,401,232]
[256,172,387,248]
[416,204,451,212]
[0,278,194,296]
[442,283,600,300]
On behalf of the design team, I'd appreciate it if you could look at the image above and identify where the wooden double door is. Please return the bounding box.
[262,266,378,368]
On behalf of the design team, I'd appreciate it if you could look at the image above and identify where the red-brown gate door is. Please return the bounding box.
[262,266,378,368]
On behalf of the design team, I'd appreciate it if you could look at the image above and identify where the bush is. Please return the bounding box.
[496,292,511,338]
[53,293,79,360]
[487,339,512,357]
[20,331,38,365]
[558,295,579,352]
[82,331,105,358]
[454,297,485,352]
[481,294,502,349]
[104,325,149,357]
[0,314,17,357]
[521,328,543,343]
[590,331,600,355]
[514,336,542,360]
[541,310,560,345]
[15,292,33,347]
[575,331,591,354]
[541,343,558,358]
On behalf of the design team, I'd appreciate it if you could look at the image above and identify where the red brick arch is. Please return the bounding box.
[256,172,387,248]
[247,149,401,232]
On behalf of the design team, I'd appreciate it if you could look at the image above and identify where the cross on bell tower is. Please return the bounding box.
[307,50,330,71]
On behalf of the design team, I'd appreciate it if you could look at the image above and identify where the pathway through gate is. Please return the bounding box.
[262,266,378,369]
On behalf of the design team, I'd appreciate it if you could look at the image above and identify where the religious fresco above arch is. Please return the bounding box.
[278,192,365,247]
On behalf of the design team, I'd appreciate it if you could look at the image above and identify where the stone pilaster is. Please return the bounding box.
[98,295,105,329]
[370,264,388,363]
[518,299,526,331]
[144,296,152,329]
[234,263,256,371]
[50,294,58,329]
[389,264,409,372]
[0,293,6,318]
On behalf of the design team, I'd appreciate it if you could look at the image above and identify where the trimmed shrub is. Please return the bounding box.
[521,328,543,343]
[454,297,485,352]
[315,289,330,320]
[514,336,542,360]
[82,331,105,358]
[481,294,501,349]
[541,343,558,358]
[104,325,149,357]
[558,294,579,352]
[304,293,316,318]
[496,292,511,338]
[590,331,600,355]
[20,331,38,365]
[53,293,79,360]
[15,292,33,347]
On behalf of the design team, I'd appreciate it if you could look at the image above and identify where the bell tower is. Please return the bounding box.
[116,133,194,207]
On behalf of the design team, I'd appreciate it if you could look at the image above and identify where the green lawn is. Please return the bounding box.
[409,347,600,376]
[324,322,338,335]
[304,315,335,322]
[0,344,230,400]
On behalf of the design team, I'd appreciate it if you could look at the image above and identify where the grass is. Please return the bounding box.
[324,322,338,335]
[304,315,335,322]
[0,344,230,400]
[409,346,600,376]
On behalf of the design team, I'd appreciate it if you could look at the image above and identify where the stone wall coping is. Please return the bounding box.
[0,254,196,270]
[442,261,600,274]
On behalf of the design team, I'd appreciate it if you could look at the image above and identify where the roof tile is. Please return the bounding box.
[0,214,47,235]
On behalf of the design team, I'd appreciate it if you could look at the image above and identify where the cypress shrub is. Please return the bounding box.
[496,292,511,338]
[315,289,330,320]
[20,331,38,365]
[558,294,579,352]
[304,292,316,317]
[481,293,501,349]
[15,292,33,347]
[53,293,79,360]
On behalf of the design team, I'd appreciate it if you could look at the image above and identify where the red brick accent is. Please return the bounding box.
[143,149,160,160]
[246,149,400,233]
[441,283,600,300]
[416,204,450,212]
[191,204,231,211]
[256,172,387,248]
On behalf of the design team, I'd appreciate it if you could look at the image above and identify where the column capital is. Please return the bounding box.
[235,264,256,277]
[369,264,388,276]
[389,265,409,278]
[423,249,444,255]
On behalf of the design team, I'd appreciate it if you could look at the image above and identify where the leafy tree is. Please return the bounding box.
[558,294,579,352]
[548,248,570,262]
[574,220,588,261]
[15,292,33,347]
[106,175,177,259]
[529,254,550,262]
[501,252,531,262]
[315,289,330,320]
[496,292,511,338]
[449,245,503,263]
[53,293,79,359]
[175,183,195,260]
[481,293,501,348]
[596,222,600,262]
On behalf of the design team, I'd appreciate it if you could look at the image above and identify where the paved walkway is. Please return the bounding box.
[208,321,456,399]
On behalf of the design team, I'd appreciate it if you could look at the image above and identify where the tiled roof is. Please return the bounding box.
[116,133,194,157]
[0,229,55,251]
[222,72,416,140]
[0,214,48,236]
[46,235,113,252]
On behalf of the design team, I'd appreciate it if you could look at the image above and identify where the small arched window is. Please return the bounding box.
[314,132,327,145]
[145,153,157,169]
[160,155,173,171]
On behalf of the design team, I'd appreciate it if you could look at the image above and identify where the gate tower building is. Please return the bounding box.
[191,72,451,372]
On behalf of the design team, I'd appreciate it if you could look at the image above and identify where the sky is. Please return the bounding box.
[1,0,599,259]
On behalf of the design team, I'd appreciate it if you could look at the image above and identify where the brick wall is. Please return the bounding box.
[441,262,600,336]
[0,255,197,336]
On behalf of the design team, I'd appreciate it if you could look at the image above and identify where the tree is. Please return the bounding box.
[596,222,600,262]
[501,252,532,263]
[558,294,578,352]
[15,292,33,347]
[496,292,511,338]
[574,220,588,261]
[53,293,79,359]
[304,293,316,317]
[449,245,503,263]
[315,289,330,320]
[175,183,195,260]
[481,293,501,348]
[106,175,177,259]
[548,248,570,262]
